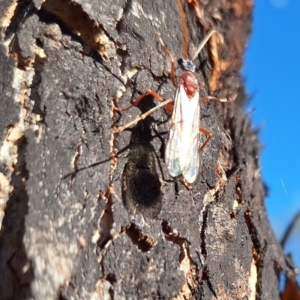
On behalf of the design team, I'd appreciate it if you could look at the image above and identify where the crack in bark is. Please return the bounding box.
[161,221,198,298]
[244,207,264,300]
[124,221,156,252]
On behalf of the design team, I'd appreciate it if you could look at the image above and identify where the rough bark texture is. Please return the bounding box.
[0,0,297,299]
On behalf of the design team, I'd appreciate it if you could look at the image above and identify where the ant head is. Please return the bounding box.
[178,58,196,72]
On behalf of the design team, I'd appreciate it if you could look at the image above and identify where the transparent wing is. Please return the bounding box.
[165,86,183,178]
[165,84,200,183]
[179,88,200,183]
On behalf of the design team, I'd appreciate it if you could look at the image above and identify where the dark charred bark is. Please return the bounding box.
[0,0,297,299]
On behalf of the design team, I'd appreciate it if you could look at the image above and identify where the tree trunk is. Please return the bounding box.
[0,0,296,299]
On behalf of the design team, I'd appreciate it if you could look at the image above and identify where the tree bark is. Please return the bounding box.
[0,0,296,299]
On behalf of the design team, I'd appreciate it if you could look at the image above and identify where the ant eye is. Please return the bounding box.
[178,58,183,65]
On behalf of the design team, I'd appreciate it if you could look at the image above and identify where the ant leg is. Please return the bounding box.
[199,96,227,103]
[157,34,176,87]
[117,90,165,112]
[114,98,173,133]
[199,128,212,152]
[198,92,228,150]
[181,179,192,190]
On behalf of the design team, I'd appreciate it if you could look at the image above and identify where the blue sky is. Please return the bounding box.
[244,0,300,270]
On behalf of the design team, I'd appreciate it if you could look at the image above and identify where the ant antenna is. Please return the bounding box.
[177,0,189,59]
[192,29,218,61]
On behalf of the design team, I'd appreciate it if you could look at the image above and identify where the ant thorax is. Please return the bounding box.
[177,59,199,97]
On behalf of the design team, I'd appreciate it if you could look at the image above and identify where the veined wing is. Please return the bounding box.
[165,84,200,183]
